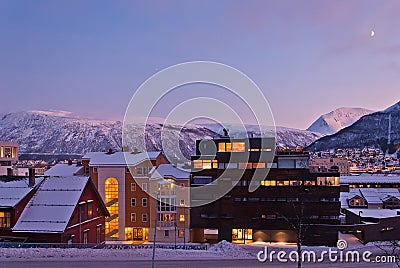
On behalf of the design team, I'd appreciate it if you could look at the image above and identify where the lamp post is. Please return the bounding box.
[151,191,159,268]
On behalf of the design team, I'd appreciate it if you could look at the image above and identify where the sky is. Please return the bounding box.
[1,0,400,129]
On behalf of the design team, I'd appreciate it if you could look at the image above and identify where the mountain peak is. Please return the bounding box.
[384,100,400,113]
[307,107,375,135]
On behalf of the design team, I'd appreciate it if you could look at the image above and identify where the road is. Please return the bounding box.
[0,259,397,268]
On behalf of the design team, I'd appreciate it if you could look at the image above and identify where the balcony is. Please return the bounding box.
[157,221,177,230]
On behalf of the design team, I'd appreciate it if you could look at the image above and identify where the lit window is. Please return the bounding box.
[178,230,185,237]
[180,214,185,222]
[0,212,11,228]
[180,199,185,206]
[252,162,266,168]
[232,142,245,152]
[131,183,136,192]
[87,202,93,219]
[218,143,226,152]
[193,160,218,169]
[131,213,136,222]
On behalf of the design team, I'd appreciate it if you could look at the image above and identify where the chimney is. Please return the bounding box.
[172,156,178,167]
[28,168,35,187]
[132,148,139,154]
[106,148,113,154]
[68,160,73,166]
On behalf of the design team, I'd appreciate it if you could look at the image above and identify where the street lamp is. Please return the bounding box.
[358,211,363,223]
[151,191,159,268]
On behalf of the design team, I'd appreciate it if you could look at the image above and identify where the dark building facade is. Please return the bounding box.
[190,137,341,246]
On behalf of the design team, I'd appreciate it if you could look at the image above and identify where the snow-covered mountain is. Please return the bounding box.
[201,123,323,148]
[0,110,323,159]
[307,101,400,151]
[307,107,375,135]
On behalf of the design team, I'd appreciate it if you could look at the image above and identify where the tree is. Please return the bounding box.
[374,240,400,267]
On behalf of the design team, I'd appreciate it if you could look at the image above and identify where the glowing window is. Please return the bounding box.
[180,214,185,222]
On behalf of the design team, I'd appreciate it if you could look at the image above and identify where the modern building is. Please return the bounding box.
[0,142,18,176]
[149,163,190,243]
[190,137,341,246]
[82,150,168,241]
[309,157,350,175]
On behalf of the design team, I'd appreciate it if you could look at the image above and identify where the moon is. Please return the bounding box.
[370,30,375,37]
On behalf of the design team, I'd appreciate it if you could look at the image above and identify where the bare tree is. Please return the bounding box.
[374,240,400,267]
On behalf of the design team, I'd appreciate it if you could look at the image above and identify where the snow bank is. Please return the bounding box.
[208,240,251,258]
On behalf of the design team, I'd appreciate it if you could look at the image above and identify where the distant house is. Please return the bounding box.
[0,142,18,176]
[12,176,109,244]
[0,176,43,241]
[44,162,85,177]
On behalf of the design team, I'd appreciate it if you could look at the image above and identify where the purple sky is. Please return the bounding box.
[1,0,399,129]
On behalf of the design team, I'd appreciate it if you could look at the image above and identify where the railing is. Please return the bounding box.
[0,242,208,250]
[105,229,118,238]
[157,221,176,228]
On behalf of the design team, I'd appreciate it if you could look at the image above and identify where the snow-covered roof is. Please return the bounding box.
[150,164,190,180]
[341,174,400,184]
[0,178,44,208]
[82,151,160,166]
[44,164,84,176]
[13,176,89,233]
[346,208,400,219]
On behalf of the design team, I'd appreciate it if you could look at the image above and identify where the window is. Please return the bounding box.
[131,213,136,222]
[79,204,85,222]
[131,183,136,192]
[137,167,143,175]
[142,198,147,207]
[252,162,266,168]
[83,230,89,244]
[141,183,148,192]
[193,160,218,169]
[142,213,148,222]
[180,214,185,222]
[164,230,169,237]
[93,167,98,173]
[126,167,130,173]
[96,225,102,244]
[131,198,136,207]
[218,142,245,152]
[0,212,11,228]
[261,180,276,186]
[178,230,185,237]
[180,199,185,206]
[238,162,252,169]
[87,202,93,219]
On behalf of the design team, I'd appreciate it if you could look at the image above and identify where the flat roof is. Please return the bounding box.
[341,174,400,184]
[347,208,400,219]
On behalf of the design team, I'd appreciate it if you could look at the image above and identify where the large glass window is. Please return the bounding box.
[193,160,218,169]
[105,178,118,239]
[218,142,245,152]
[317,177,339,186]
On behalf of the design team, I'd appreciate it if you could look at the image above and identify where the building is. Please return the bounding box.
[0,172,43,241]
[309,157,350,176]
[44,161,85,177]
[0,142,18,176]
[0,171,108,244]
[340,188,400,211]
[82,150,168,241]
[190,137,341,246]
[12,176,109,243]
[149,163,190,243]
[341,174,400,188]
[343,209,400,243]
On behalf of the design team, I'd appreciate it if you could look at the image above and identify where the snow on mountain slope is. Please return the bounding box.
[307,101,400,151]
[307,107,374,135]
[0,111,323,159]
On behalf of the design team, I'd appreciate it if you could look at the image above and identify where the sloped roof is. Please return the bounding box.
[359,188,383,204]
[44,164,84,176]
[13,176,89,233]
[0,178,44,208]
[150,164,190,180]
[83,151,160,166]
[347,208,400,219]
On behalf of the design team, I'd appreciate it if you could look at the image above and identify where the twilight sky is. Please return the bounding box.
[1,0,400,129]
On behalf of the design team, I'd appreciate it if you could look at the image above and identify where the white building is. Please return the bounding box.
[0,142,18,176]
